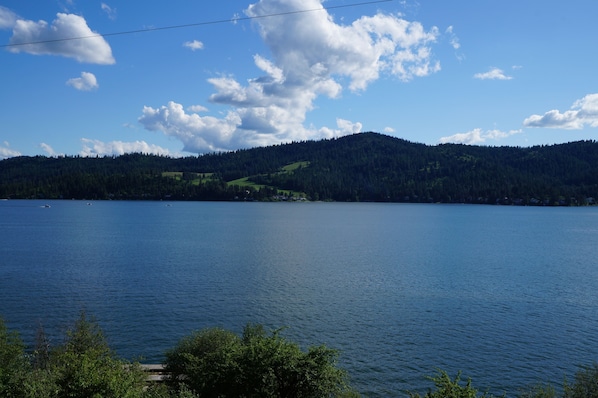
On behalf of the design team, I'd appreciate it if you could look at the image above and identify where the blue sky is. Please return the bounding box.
[1,0,597,158]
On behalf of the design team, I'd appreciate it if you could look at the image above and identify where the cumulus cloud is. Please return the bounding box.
[66,71,98,91]
[474,67,512,80]
[183,40,204,51]
[1,141,21,159]
[139,101,243,153]
[7,12,115,64]
[383,127,395,133]
[79,138,173,157]
[523,93,598,130]
[248,0,440,88]
[439,128,522,144]
[318,119,363,139]
[139,0,440,153]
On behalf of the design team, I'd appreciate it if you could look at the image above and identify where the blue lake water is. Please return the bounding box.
[1,200,598,396]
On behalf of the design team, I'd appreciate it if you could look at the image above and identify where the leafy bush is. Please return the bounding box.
[48,312,146,397]
[0,318,29,397]
[164,324,358,397]
[408,370,497,398]
[518,383,557,398]
[3,312,598,397]
[1,312,148,398]
[564,363,598,398]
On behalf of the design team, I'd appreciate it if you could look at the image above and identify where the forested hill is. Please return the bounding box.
[2,132,598,205]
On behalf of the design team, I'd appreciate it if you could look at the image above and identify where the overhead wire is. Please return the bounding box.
[1,0,394,49]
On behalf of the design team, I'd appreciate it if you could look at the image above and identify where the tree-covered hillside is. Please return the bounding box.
[1,132,597,205]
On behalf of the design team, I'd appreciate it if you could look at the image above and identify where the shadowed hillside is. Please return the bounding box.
[1,132,597,205]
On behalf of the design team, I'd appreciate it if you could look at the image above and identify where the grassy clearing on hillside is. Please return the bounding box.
[227,162,309,199]
[162,172,214,179]
[162,172,215,186]
[162,163,309,199]
[227,177,266,190]
[282,161,310,172]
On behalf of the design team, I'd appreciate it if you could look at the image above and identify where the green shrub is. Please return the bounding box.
[0,318,29,398]
[409,370,498,398]
[164,323,358,397]
[47,312,146,398]
[518,383,557,398]
[6,311,597,398]
[564,363,598,398]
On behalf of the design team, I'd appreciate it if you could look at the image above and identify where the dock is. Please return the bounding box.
[140,364,168,383]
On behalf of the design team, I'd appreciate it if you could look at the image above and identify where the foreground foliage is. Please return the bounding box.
[2,314,598,397]
[1,313,147,398]
[408,370,493,398]
[0,316,357,397]
[411,368,598,398]
[164,324,358,397]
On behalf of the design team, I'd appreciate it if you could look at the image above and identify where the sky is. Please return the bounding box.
[1,0,597,159]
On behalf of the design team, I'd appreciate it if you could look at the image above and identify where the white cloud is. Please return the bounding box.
[439,128,522,144]
[101,3,117,20]
[187,104,208,113]
[523,93,598,130]
[122,122,137,129]
[0,141,21,159]
[79,138,173,157]
[445,26,460,50]
[0,6,17,29]
[1,143,21,158]
[336,118,362,135]
[445,25,464,61]
[183,40,204,51]
[383,126,395,133]
[66,71,98,91]
[139,101,243,153]
[247,0,440,89]
[8,13,115,64]
[318,119,363,139]
[40,143,64,157]
[474,67,512,80]
[140,0,440,154]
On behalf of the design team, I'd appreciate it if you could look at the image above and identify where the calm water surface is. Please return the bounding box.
[1,200,598,396]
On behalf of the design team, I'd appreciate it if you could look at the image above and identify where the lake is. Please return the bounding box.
[1,200,597,396]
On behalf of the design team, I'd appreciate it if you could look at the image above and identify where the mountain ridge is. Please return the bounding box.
[1,132,597,205]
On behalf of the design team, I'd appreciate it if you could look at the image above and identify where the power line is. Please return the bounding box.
[1,0,393,49]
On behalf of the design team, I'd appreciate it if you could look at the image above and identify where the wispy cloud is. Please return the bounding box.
[40,143,64,157]
[101,3,117,20]
[139,0,441,153]
[183,40,204,51]
[439,128,522,144]
[445,26,460,50]
[445,25,464,61]
[66,72,99,91]
[0,6,17,29]
[187,105,208,113]
[474,67,512,80]
[523,93,598,130]
[7,12,115,64]
[79,138,174,157]
[0,141,21,159]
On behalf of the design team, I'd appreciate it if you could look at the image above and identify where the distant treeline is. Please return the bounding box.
[1,132,598,205]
